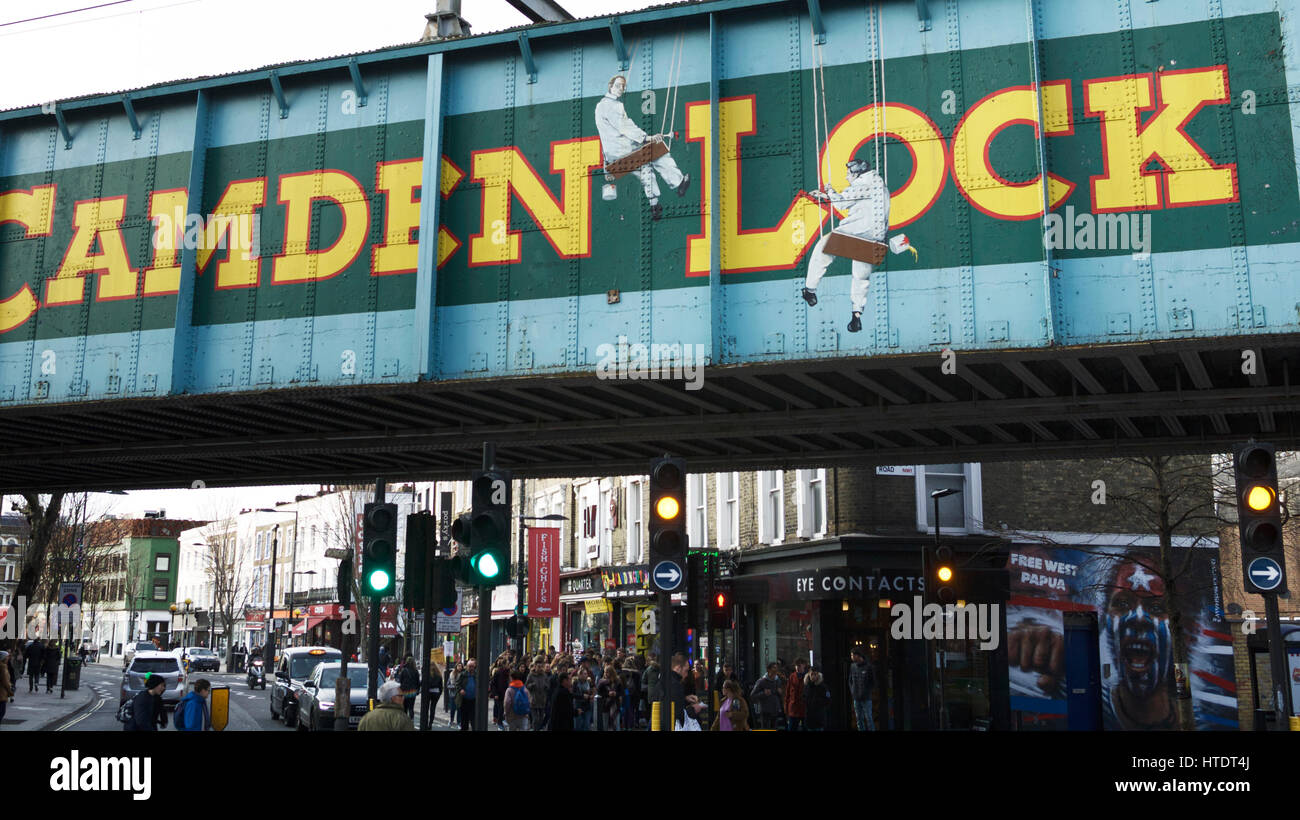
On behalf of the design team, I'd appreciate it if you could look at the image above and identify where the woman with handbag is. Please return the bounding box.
[710,679,749,731]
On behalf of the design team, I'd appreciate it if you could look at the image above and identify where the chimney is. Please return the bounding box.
[422,0,471,41]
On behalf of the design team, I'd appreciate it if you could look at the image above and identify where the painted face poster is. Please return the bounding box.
[1006,543,1236,730]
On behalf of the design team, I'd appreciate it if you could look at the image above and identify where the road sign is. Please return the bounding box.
[1250,557,1285,592]
[58,582,82,609]
[653,561,684,592]
[435,590,462,633]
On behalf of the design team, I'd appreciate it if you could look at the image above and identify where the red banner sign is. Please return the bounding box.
[379,603,398,637]
[528,528,561,619]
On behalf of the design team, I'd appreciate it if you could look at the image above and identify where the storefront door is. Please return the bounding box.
[841,627,893,731]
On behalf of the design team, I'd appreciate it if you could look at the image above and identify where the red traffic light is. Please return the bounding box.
[714,592,728,609]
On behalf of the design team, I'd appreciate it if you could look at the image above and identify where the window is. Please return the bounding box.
[599,483,612,566]
[578,482,599,568]
[915,463,984,534]
[626,478,645,564]
[757,470,784,545]
[796,469,828,539]
[550,491,566,567]
[687,474,708,549]
[716,472,740,548]
[154,553,170,572]
[152,581,168,601]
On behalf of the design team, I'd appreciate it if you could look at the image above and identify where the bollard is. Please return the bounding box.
[1291,715,1300,732]
[210,685,229,730]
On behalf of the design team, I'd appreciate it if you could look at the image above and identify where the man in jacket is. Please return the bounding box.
[0,649,13,728]
[25,639,43,693]
[489,660,511,730]
[457,659,477,731]
[126,675,168,731]
[549,672,575,732]
[503,671,530,731]
[358,680,414,731]
[525,662,550,732]
[43,639,61,693]
[749,663,784,729]
[848,647,875,730]
[662,652,690,730]
[784,659,808,731]
[175,679,211,731]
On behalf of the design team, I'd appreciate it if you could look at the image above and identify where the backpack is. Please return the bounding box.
[174,696,191,731]
[511,686,531,716]
[116,699,134,725]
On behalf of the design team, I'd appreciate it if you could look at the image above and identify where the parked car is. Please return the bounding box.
[182,646,220,672]
[123,641,158,668]
[120,651,186,708]
[269,646,342,727]
[296,663,370,731]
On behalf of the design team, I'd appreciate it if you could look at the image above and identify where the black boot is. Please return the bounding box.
[676,174,691,197]
[651,203,663,220]
[801,287,818,307]
[847,312,862,333]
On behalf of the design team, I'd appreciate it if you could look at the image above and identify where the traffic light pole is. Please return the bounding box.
[421,484,436,732]
[657,589,673,731]
[1264,594,1294,730]
[368,479,384,706]
[475,442,495,732]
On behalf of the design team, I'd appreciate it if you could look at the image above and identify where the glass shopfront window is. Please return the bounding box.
[774,602,817,669]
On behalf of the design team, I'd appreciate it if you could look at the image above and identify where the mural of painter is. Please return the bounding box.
[594,74,690,221]
[800,156,916,333]
[1005,543,1236,730]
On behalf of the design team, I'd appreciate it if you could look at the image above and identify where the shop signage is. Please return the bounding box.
[791,569,925,600]
[306,604,342,618]
[379,603,398,637]
[584,599,612,615]
[601,565,649,592]
[876,466,916,476]
[561,574,597,596]
[528,528,561,618]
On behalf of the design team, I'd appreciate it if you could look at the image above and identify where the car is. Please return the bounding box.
[269,646,342,728]
[120,651,186,709]
[123,641,158,668]
[181,646,220,672]
[296,663,370,731]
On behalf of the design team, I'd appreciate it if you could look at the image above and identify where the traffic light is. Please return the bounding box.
[710,581,732,630]
[362,502,398,597]
[404,512,435,609]
[932,544,956,605]
[1234,442,1288,594]
[505,614,527,639]
[336,558,352,609]
[464,469,512,586]
[432,556,460,610]
[648,456,687,591]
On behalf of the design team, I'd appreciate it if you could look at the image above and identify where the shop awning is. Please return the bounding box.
[291,616,327,637]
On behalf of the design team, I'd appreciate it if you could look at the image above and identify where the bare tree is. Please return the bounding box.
[26,493,123,644]
[195,509,254,669]
[12,492,66,607]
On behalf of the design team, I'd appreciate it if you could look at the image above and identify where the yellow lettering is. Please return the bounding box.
[950,82,1073,219]
[468,139,602,265]
[1085,66,1236,212]
[373,160,422,275]
[142,188,188,295]
[46,196,136,306]
[197,178,266,289]
[273,170,369,284]
[0,184,54,333]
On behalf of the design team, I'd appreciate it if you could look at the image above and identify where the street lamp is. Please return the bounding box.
[255,508,294,665]
[291,570,317,646]
[929,486,961,732]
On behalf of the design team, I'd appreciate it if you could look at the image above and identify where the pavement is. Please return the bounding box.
[4,664,102,731]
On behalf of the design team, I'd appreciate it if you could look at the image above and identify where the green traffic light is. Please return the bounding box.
[474,552,501,579]
[368,568,391,592]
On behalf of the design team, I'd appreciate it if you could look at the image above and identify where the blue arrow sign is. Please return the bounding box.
[1249,557,1284,591]
[653,561,683,591]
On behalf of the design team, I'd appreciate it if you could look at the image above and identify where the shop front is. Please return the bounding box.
[600,564,652,654]
[734,534,1010,731]
[559,570,602,652]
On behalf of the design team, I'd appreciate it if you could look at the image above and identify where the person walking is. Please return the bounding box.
[784,658,809,731]
[503,671,530,731]
[804,667,831,731]
[424,662,443,724]
[43,640,61,693]
[749,662,784,730]
[490,660,511,730]
[710,679,750,731]
[0,647,13,729]
[550,672,575,732]
[596,665,622,731]
[358,680,415,731]
[398,655,420,720]
[848,647,875,731]
[457,659,477,731]
[175,680,212,731]
[572,666,594,731]
[525,661,550,732]
[446,662,463,727]
[25,639,43,693]
[125,675,168,731]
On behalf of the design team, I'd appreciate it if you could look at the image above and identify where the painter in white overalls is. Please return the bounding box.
[595,75,690,219]
[802,158,911,333]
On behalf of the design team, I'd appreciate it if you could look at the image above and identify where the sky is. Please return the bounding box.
[0,0,656,518]
[0,0,659,110]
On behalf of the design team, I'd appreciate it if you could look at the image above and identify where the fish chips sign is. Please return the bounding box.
[528,528,560,619]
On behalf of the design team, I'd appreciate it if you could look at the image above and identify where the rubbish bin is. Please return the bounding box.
[62,657,81,691]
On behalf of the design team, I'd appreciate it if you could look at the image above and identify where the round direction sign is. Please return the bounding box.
[1249,556,1284,591]
[652,560,684,592]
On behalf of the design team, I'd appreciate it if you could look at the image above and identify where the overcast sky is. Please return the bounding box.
[0,0,658,110]
[0,0,655,518]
